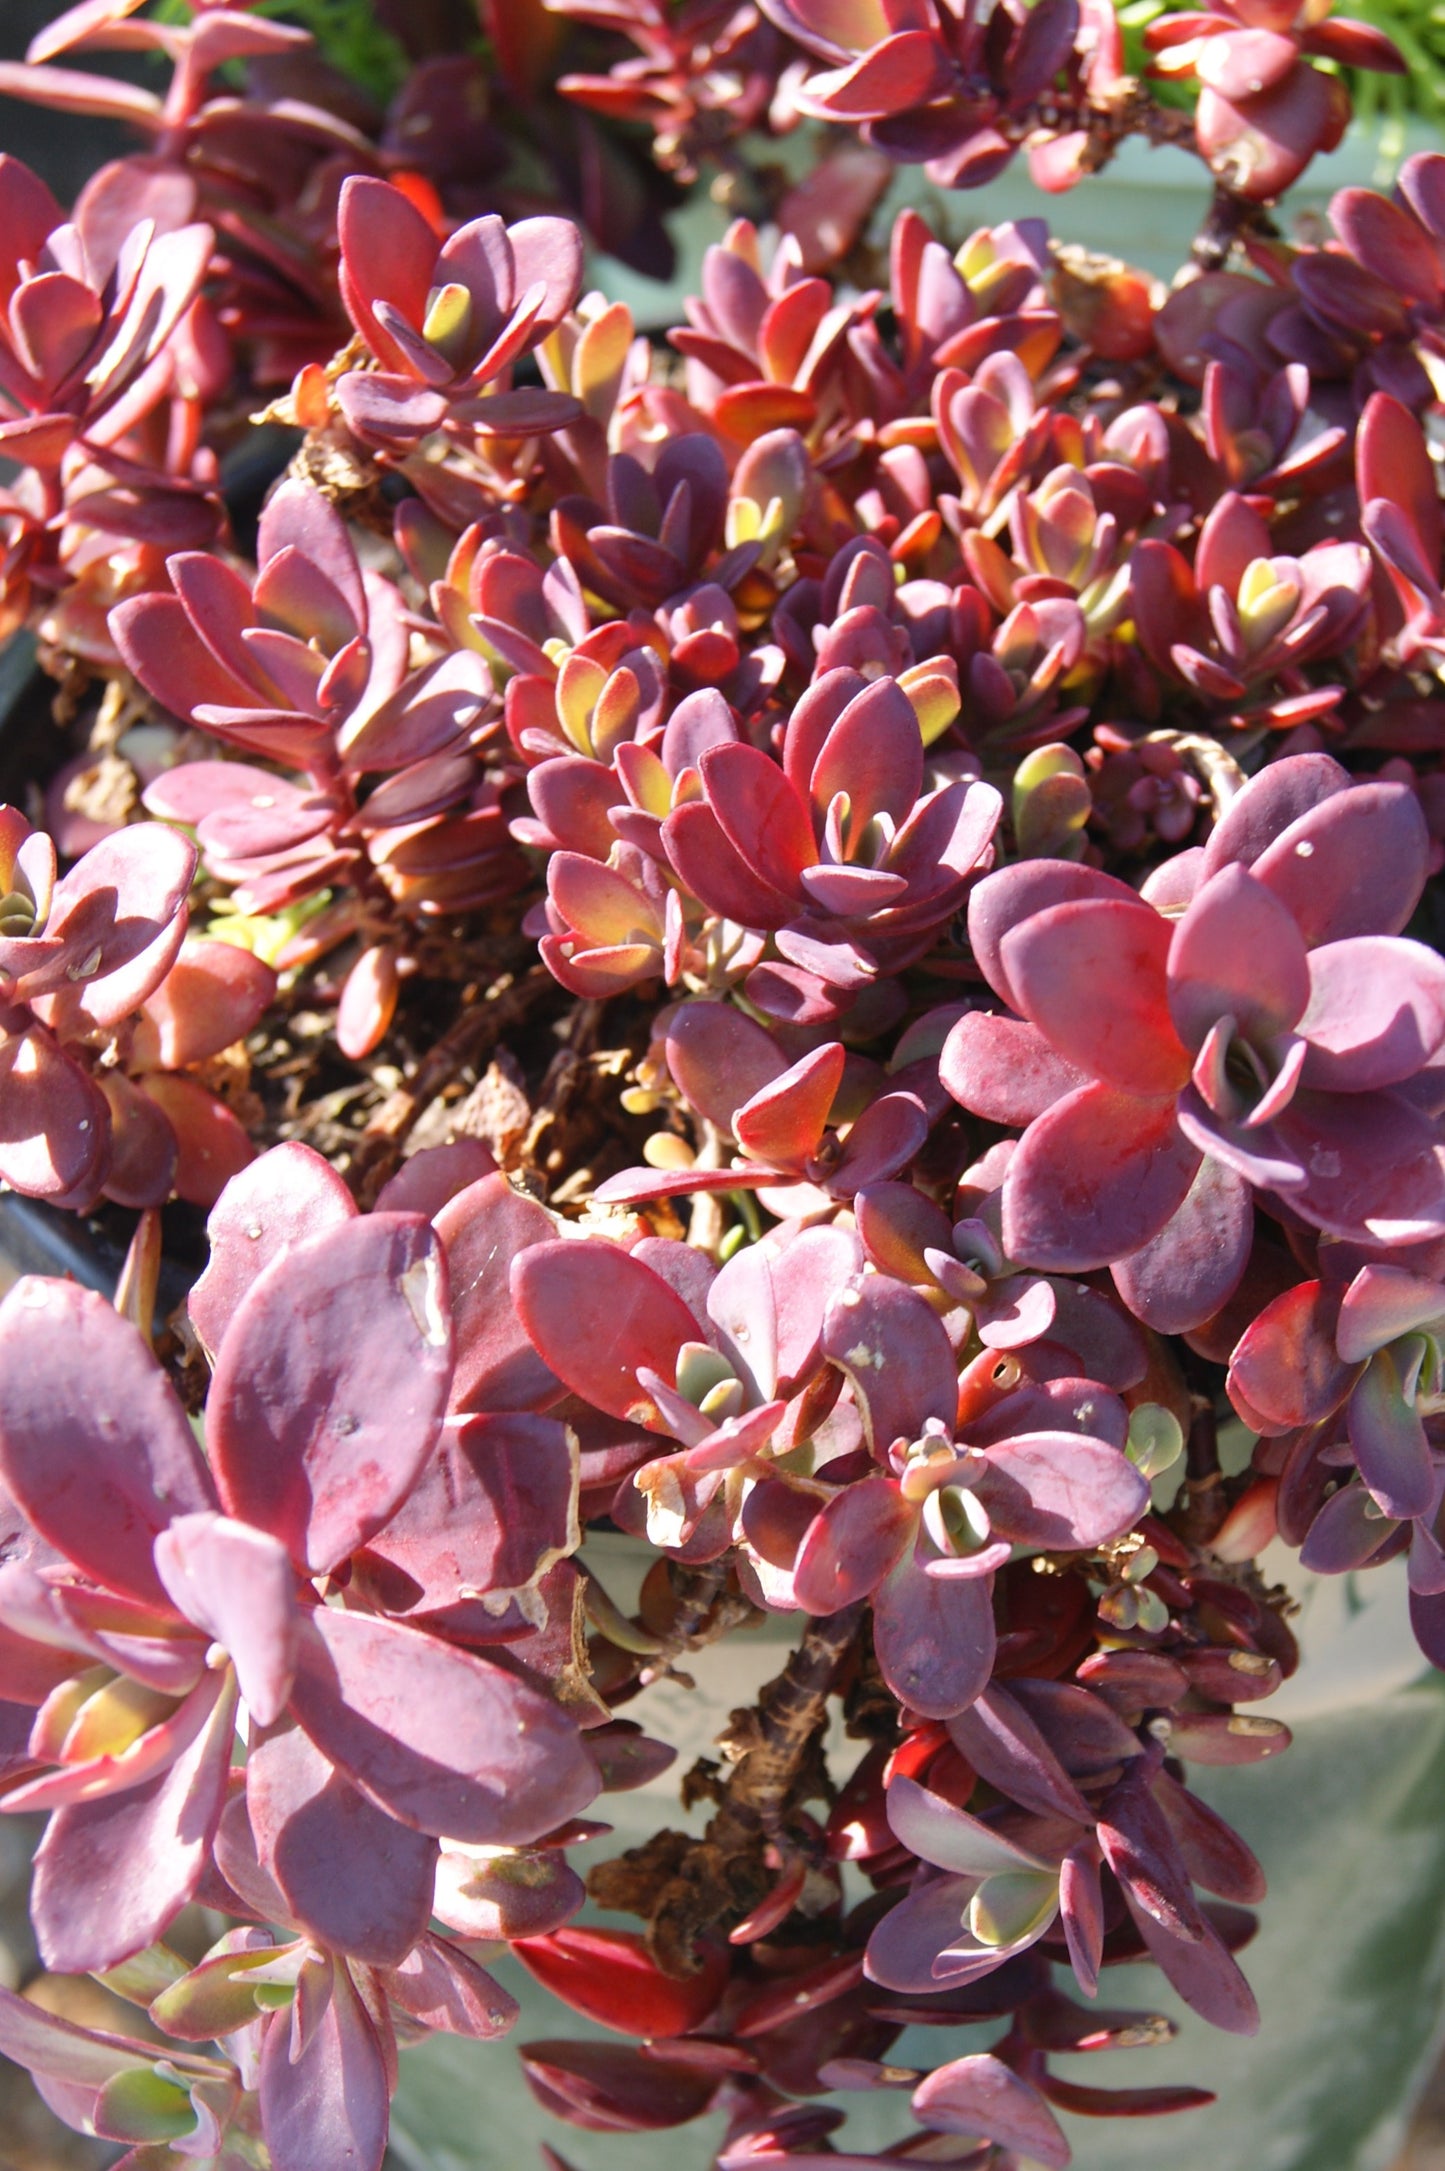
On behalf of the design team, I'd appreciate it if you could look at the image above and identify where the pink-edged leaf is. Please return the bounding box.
[967,860,1147,1010]
[793,1478,914,1614]
[873,1556,997,1719]
[511,1238,698,1429]
[1348,1345,1433,1519]
[0,1278,213,1606]
[1001,898,1188,1097]
[821,1273,958,1450]
[1001,1083,1200,1271]
[357,1412,578,1616]
[976,1432,1147,1548]
[1251,782,1430,947]
[1298,935,1445,1092]
[30,1671,235,1974]
[288,1604,597,1845]
[153,1513,298,1727]
[384,1932,518,2039]
[913,2053,1069,2167]
[1111,1156,1253,1336]
[436,1173,561,1414]
[246,1721,437,1966]
[207,1214,453,1575]
[940,1010,1090,1126]
[258,1956,389,2171]
[734,1041,845,1165]
[189,1141,357,1360]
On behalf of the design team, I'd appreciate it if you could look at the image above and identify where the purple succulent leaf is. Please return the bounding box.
[1059,1842,1104,1997]
[383,1931,519,2040]
[0,1030,111,1202]
[666,1002,788,1132]
[1001,899,1188,1098]
[831,1090,929,1193]
[437,1172,562,1415]
[863,1872,976,1995]
[1151,1769,1267,1904]
[967,860,1148,1011]
[1300,1481,1402,1574]
[1001,1084,1201,1272]
[773,1223,865,1391]
[287,1603,597,1845]
[1296,936,1445,1093]
[0,1279,214,1607]
[28,823,196,1035]
[913,2053,1069,2167]
[699,742,816,900]
[153,1513,297,1726]
[0,1980,162,2091]
[1338,1265,1445,1363]
[258,1955,389,2171]
[29,1670,236,1974]
[208,1214,452,1576]
[188,1143,357,1361]
[246,1721,437,1966]
[974,1432,1148,1548]
[1348,1344,1435,1518]
[663,801,800,930]
[872,1555,997,1718]
[1270,1088,1445,1244]
[1122,1888,1259,2035]
[940,1010,1092,1126]
[821,1273,958,1451]
[1249,783,1430,948]
[1167,864,1311,1054]
[357,1412,578,1615]
[705,1242,779,1402]
[948,1684,1092,1822]
[793,1478,915,1613]
[1111,1156,1254,1335]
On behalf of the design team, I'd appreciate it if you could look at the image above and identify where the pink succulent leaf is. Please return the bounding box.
[1001,898,1188,1098]
[207,1214,453,1575]
[29,1668,236,1974]
[948,1685,1092,1823]
[356,1412,579,1617]
[1348,1345,1434,1519]
[245,1721,437,1966]
[1358,392,1443,576]
[706,1242,779,1402]
[131,938,276,1072]
[772,1224,865,1391]
[831,1091,929,1192]
[1338,1265,1445,1364]
[1296,937,1445,1092]
[511,1238,699,1429]
[872,1553,997,1718]
[189,1142,357,1361]
[383,1932,519,2040]
[287,1603,597,1845]
[436,1173,563,1415]
[1111,1156,1253,1335]
[153,1513,299,1726]
[1001,1084,1201,1272]
[912,2053,1070,2167]
[974,1432,1148,1548]
[793,1477,915,1613]
[1269,1087,1445,1243]
[821,1273,958,1452]
[26,823,196,1035]
[258,1954,389,2171]
[940,1011,1091,1126]
[1228,1279,1352,1431]
[734,1042,846,1167]
[699,743,816,899]
[0,1030,111,1202]
[1167,865,1311,1054]
[967,860,1148,1012]
[0,1279,214,1606]
[1249,783,1430,947]
[372,1141,496,1220]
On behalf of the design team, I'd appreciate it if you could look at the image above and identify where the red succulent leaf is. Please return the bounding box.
[794,1476,915,1613]
[513,1925,729,2037]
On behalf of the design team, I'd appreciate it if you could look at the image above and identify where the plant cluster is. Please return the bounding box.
[0,2,1445,2169]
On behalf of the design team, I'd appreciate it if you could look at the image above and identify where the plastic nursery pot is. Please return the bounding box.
[386,1544,1445,2171]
